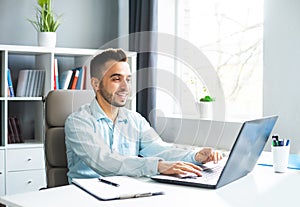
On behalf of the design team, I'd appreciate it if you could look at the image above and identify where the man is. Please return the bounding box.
[65,48,222,182]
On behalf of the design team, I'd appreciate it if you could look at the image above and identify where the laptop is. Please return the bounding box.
[151,115,278,189]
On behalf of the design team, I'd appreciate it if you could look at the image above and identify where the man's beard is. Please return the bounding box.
[99,81,127,107]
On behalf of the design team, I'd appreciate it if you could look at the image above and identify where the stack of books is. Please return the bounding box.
[8,116,24,144]
[58,67,86,90]
[16,70,46,97]
[53,58,86,90]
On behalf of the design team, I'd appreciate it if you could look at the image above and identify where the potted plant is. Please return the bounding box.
[27,0,61,47]
[197,87,215,119]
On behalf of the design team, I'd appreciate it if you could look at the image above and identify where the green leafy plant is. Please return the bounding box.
[28,0,61,32]
[200,95,215,102]
[199,87,215,102]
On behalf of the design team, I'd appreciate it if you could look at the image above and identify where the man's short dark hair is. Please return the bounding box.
[90,48,128,79]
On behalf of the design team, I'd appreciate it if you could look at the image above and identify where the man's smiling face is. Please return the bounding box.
[99,61,131,107]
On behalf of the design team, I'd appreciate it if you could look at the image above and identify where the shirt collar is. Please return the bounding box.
[90,98,107,120]
[116,108,128,124]
[90,98,128,124]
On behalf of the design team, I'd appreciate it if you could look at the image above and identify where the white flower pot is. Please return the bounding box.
[197,102,213,119]
[38,32,56,47]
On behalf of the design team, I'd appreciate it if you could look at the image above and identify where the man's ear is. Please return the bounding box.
[91,77,100,90]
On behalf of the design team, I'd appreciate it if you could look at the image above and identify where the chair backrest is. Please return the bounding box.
[45,90,94,188]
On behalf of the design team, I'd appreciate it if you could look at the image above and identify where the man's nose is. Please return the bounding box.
[120,79,130,90]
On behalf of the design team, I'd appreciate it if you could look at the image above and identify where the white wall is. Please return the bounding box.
[264,0,300,153]
[0,0,119,49]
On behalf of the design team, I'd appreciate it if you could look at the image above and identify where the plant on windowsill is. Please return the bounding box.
[199,86,215,102]
[199,95,215,102]
[197,87,215,119]
[27,0,62,47]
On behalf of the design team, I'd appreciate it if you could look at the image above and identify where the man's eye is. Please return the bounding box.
[112,77,120,81]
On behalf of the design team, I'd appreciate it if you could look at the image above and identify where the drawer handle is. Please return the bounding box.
[27,180,32,184]
[27,158,32,162]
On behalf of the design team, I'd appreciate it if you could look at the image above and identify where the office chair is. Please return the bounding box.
[45,90,94,188]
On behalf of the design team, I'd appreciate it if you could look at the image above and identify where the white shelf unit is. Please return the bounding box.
[0,44,137,196]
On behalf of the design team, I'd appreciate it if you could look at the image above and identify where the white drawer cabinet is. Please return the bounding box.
[7,148,45,171]
[6,170,46,195]
[0,149,5,196]
[5,146,46,195]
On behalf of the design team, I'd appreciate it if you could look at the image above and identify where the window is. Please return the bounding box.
[157,0,263,120]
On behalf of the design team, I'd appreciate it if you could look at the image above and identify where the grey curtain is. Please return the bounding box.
[129,0,158,128]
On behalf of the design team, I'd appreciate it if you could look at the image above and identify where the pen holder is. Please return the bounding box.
[271,145,290,173]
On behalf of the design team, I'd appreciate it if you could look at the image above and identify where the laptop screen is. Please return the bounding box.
[216,116,278,188]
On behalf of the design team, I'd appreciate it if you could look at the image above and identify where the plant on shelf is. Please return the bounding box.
[28,0,61,32]
[27,0,62,47]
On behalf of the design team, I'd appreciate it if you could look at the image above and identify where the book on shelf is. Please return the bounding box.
[37,70,45,96]
[76,66,86,89]
[25,70,35,97]
[8,117,15,144]
[16,69,45,97]
[53,58,59,90]
[67,70,76,89]
[31,70,39,97]
[70,69,80,89]
[7,68,15,97]
[17,70,29,97]
[59,70,73,90]
[7,116,23,144]
[59,67,85,90]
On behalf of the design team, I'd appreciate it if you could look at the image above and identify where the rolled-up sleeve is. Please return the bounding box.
[138,115,198,164]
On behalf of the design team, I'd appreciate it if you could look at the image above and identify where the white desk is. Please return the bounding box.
[0,165,299,207]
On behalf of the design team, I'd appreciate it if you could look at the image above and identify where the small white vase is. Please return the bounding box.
[197,102,213,119]
[38,32,56,47]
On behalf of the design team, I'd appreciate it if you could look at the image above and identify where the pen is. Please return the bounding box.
[285,139,290,146]
[119,192,165,199]
[98,178,120,187]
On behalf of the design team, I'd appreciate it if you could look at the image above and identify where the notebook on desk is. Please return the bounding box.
[151,115,278,189]
[72,176,164,201]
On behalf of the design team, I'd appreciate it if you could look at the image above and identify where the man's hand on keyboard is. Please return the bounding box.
[158,161,203,176]
[195,148,223,164]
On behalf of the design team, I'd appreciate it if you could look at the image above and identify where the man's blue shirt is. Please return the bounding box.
[65,98,198,183]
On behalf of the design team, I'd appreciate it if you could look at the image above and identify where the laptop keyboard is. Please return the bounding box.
[201,164,224,180]
[178,163,224,181]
